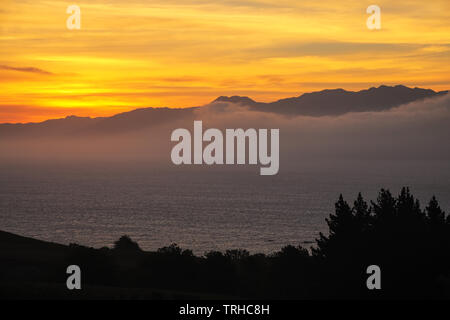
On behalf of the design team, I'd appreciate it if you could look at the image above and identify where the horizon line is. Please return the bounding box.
[1,84,448,125]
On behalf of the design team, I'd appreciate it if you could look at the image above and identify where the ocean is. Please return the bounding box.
[1,160,449,254]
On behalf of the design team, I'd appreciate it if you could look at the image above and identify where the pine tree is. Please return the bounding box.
[426,196,445,224]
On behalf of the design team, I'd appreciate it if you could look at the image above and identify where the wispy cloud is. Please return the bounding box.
[0,65,53,75]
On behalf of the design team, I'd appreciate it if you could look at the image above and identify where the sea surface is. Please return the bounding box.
[1,160,449,254]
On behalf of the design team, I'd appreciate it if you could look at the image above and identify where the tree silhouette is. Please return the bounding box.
[426,196,445,224]
[113,235,142,253]
[312,187,450,298]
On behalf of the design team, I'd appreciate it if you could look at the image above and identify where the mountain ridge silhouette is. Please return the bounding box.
[214,85,448,116]
[1,85,448,137]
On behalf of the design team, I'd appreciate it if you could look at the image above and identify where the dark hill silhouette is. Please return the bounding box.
[0,85,447,137]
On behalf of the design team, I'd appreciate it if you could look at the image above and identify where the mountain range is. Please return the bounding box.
[1,85,447,137]
[214,85,447,116]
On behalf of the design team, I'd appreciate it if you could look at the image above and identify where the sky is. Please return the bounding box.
[1,0,449,123]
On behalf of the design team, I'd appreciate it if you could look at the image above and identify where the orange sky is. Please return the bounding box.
[1,0,449,123]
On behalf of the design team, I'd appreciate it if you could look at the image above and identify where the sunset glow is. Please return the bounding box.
[1,0,449,123]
